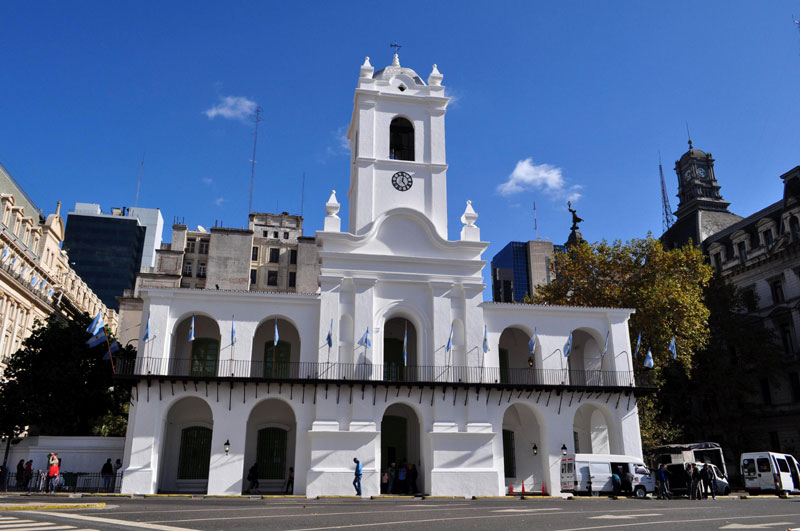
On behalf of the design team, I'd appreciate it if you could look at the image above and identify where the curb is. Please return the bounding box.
[316,495,363,499]
[143,494,195,498]
[261,495,305,499]
[0,502,106,512]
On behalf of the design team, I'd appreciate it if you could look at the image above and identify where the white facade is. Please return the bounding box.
[120,55,644,498]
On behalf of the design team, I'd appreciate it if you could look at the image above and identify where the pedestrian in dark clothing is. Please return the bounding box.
[397,462,407,494]
[353,458,363,496]
[657,464,671,499]
[23,461,33,492]
[101,459,114,492]
[700,464,712,499]
[16,460,25,489]
[690,464,702,500]
[246,463,259,493]
[409,464,419,495]
[611,473,622,497]
[285,467,294,494]
[387,463,396,494]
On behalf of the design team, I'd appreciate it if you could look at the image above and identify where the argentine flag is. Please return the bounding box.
[668,336,677,360]
[231,317,237,346]
[643,349,654,369]
[528,327,538,354]
[87,312,104,337]
[600,330,610,358]
[274,319,279,346]
[403,321,408,365]
[326,319,333,349]
[445,323,454,354]
[482,325,490,354]
[188,316,195,342]
[633,331,641,359]
[86,328,107,348]
[357,328,371,349]
[564,331,573,357]
[142,312,150,342]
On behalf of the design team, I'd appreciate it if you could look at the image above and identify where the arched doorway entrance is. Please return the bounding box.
[251,317,301,378]
[573,403,619,455]
[498,327,538,384]
[173,315,221,376]
[383,317,417,382]
[380,403,423,495]
[501,403,545,493]
[244,399,297,494]
[159,397,213,493]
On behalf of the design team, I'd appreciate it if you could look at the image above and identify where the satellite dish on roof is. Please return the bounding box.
[197,225,207,232]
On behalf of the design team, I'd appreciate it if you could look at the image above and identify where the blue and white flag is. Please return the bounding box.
[633,331,641,359]
[86,328,107,348]
[87,312,104,336]
[445,323,454,354]
[39,279,45,289]
[274,318,279,346]
[402,321,408,365]
[30,276,37,286]
[528,327,538,354]
[643,349,654,369]
[564,331,573,357]
[48,288,54,298]
[142,312,150,342]
[231,317,237,346]
[357,327,371,349]
[188,316,195,342]
[19,266,26,276]
[9,257,16,268]
[326,319,333,349]
[482,325,490,354]
[600,331,610,358]
[668,336,677,360]
[104,340,120,360]
[1,247,7,261]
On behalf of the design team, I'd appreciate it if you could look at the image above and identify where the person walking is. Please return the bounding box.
[353,458,363,496]
[381,470,389,494]
[15,460,25,489]
[397,462,407,494]
[708,466,718,500]
[690,464,702,500]
[285,467,294,494]
[657,464,671,500]
[611,472,622,498]
[112,459,122,492]
[409,463,419,495]
[23,460,33,492]
[387,463,396,494]
[246,463,259,494]
[47,453,60,493]
[101,459,114,492]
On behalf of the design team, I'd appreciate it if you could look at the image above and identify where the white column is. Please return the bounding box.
[206,393,247,495]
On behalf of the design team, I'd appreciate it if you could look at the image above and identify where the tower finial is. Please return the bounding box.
[392,53,400,67]
[686,122,693,150]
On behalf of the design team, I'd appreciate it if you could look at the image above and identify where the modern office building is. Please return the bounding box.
[63,203,163,310]
[0,163,116,375]
[491,240,562,303]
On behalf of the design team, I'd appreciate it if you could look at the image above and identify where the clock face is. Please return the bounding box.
[696,167,707,179]
[683,169,693,182]
[391,171,413,191]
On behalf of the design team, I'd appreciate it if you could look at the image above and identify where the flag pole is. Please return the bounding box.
[103,324,116,375]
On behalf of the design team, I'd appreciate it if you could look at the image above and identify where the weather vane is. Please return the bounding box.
[390,40,402,55]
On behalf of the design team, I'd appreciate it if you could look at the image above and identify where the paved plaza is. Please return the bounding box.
[0,495,799,531]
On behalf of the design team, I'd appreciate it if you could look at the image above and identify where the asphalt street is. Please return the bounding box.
[1,495,800,531]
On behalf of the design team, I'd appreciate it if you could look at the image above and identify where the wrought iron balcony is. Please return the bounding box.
[114,357,654,391]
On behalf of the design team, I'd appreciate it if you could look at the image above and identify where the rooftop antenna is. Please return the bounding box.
[660,151,675,232]
[300,172,306,217]
[248,106,263,214]
[134,154,144,207]
[533,201,540,240]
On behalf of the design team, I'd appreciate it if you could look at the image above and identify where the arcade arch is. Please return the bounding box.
[501,403,546,492]
[383,317,418,381]
[244,399,297,494]
[173,315,221,377]
[380,403,423,494]
[159,397,213,493]
[572,403,619,455]
[497,327,541,384]
[251,317,301,378]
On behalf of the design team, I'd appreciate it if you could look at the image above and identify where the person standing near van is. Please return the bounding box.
[657,464,671,499]
[690,464,702,500]
[700,464,712,499]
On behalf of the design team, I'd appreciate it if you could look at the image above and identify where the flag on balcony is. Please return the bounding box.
[643,349,654,369]
[564,331,573,357]
[142,312,150,342]
[274,318,279,346]
[1,247,7,261]
[87,328,107,348]
[231,317,237,346]
[39,279,45,289]
[326,319,333,349]
[357,327,371,348]
[9,257,16,268]
[30,275,37,286]
[403,321,408,365]
[668,336,677,360]
[188,316,195,342]
[528,327,538,354]
[445,323,454,354]
[87,312,104,336]
[633,331,641,359]
[482,325,490,354]
[600,330,610,358]
[48,288,53,298]
[104,339,120,360]
[20,266,26,276]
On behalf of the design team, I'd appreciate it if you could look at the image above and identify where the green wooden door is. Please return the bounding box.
[178,426,212,480]
[384,338,405,381]
[256,427,287,480]
[499,347,510,384]
[264,340,291,378]
[190,339,219,377]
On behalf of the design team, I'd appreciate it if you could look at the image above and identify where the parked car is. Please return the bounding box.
[741,452,800,495]
[561,453,655,498]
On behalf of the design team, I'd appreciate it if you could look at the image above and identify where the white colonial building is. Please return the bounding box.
[120,55,646,497]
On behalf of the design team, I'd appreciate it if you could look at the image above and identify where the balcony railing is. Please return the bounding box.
[116,357,651,389]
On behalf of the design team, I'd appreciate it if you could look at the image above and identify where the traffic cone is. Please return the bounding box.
[542,482,548,496]
[508,483,514,495]
[521,481,526,494]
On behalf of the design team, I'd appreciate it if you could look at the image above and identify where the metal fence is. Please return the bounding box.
[2,472,123,493]
[116,357,650,388]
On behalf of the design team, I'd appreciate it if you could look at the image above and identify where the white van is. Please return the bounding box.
[741,452,800,495]
[561,454,656,498]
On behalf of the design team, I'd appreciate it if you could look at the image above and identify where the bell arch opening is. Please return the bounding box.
[389,117,414,161]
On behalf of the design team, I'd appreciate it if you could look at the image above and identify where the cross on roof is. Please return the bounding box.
[390,40,402,55]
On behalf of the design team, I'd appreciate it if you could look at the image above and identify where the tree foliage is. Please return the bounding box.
[0,313,134,438]
[531,236,714,450]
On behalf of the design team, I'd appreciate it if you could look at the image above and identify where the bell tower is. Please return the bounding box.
[346,55,450,239]
[673,140,731,219]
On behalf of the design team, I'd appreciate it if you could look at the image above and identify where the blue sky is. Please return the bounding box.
[3,1,800,293]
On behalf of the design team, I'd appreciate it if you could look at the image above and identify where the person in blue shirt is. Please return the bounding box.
[353,457,363,496]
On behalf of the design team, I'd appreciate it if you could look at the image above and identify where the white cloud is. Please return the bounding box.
[336,127,349,151]
[496,157,582,202]
[204,96,258,121]
[215,197,225,206]
[201,177,213,185]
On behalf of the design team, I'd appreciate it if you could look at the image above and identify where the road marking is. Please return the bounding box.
[24,512,196,531]
[552,513,800,531]
[589,513,662,520]
[719,524,794,529]
[491,508,563,513]
[0,515,97,531]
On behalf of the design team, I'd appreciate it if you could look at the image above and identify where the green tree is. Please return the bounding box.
[531,236,714,450]
[0,313,134,446]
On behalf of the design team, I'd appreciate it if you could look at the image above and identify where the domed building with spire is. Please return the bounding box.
[118,55,649,497]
